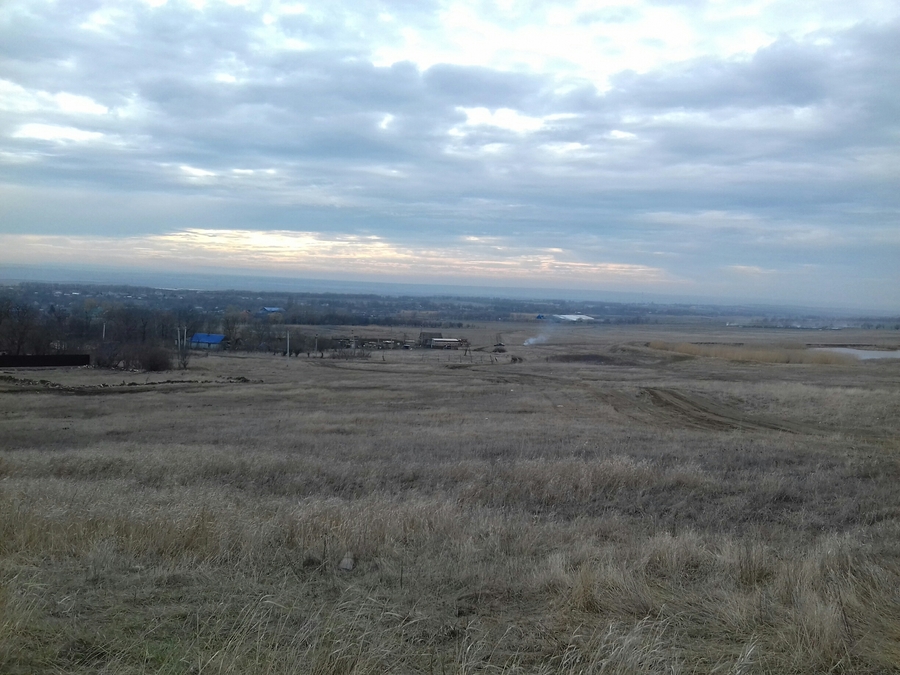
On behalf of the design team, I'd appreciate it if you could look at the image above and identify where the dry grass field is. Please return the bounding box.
[2,322,900,674]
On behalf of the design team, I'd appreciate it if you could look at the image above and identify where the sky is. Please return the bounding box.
[1,0,898,310]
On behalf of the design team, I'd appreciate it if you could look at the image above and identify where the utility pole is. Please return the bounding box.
[286,330,290,356]
[174,326,191,350]
[175,326,190,370]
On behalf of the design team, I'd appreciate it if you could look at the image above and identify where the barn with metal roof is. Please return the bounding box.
[190,333,226,350]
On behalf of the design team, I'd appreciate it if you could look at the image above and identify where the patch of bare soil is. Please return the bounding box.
[547,354,617,364]
[546,347,685,367]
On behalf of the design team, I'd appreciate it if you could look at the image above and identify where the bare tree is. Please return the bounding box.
[107,305,152,344]
[222,308,243,348]
[0,296,11,330]
[2,303,40,355]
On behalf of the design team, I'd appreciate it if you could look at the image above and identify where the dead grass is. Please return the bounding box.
[1,326,899,673]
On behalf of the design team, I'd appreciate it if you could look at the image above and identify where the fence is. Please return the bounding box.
[0,355,90,368]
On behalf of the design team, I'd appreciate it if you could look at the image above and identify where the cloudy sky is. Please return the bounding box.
[1,0,898,309]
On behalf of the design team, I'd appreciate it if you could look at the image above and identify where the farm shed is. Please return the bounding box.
[190,333,226,350]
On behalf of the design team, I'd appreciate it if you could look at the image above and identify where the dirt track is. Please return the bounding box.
[587,386,811,434]
[640,387,810,433]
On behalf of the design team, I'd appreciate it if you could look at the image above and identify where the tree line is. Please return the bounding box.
[0,292,369,369]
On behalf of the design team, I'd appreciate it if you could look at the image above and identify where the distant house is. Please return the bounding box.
[190,333,226,350]
[256,306,287,321]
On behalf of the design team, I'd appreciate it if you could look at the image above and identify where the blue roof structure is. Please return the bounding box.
[190,333,226,345]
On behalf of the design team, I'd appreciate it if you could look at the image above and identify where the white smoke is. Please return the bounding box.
[524,335,548,346]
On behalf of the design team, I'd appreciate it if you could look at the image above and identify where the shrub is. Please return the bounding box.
[135,345,172,371]
[94,343,170,370]
[92,342,122,368]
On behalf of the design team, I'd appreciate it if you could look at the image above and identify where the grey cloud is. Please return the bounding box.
[422,65,550,109]
[609,45,828,110]
[0,1,897,308]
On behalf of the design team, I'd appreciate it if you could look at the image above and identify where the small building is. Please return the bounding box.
[190,333,226,350]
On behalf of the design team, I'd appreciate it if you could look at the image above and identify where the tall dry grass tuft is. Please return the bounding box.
[640,530,716,583]
[723,539,774,588]
[456,456,715,512]
[556,619,676,675]
[597,564,659,619]
[0,584,40,671]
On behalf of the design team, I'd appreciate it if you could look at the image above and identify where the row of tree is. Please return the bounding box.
[0,296,217,356]
[0,294,357,367]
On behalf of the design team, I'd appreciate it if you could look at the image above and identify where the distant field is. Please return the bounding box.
[1,323,899,674]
